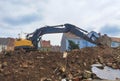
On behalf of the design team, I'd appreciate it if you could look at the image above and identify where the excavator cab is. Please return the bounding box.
[87,31,99,41]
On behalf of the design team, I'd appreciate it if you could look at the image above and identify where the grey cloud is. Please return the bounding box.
[99,25,120,36]
[3,14,42,26]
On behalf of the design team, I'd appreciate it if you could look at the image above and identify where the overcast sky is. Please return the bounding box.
[0,0,120,45]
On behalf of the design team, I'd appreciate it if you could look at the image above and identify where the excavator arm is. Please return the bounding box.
[26,23,111,49]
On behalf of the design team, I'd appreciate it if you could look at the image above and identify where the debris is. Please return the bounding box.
[41,77,52,81]
[20,62,28,68]
[83,70,92,79]
[0,63,2,68]
[3,62,8,67]
[0,47,120,80]
[63,51,68,58]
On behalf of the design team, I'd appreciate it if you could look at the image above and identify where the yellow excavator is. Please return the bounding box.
[14,23,111,51]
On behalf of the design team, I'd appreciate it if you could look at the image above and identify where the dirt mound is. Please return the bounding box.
[0,47,120,81]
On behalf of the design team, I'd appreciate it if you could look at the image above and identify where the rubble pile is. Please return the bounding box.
[0,47,120,81]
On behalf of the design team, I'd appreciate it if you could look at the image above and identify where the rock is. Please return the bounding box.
[98,56,104,64]
[63,52,68,58]
[20,62,28,68]
[106,62,112,67]
[41,77,52,81]
[72,76,83,81]
[83,62,87,66]
[83,70,92,79]
[0,69,4,73]
[0,63,2,68]
[3,62,8,67]
[68,73,73,79]
[112,63,118,69]
[61,78,67,81]
[116,55,120,62]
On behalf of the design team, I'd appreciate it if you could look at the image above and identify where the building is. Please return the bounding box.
[60,32,95,52]
[111,37,120,47]
[39,40,61,52]
[0,38,15,52]
[39,40,51,51]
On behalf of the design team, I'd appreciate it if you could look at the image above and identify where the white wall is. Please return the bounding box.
[61,33,96,52]
[0,45,7,52]
[111,42,120,47]
[66,38,96,50]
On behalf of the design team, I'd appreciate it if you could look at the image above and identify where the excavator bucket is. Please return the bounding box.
[95,34,112,47]
[87,31,112,47]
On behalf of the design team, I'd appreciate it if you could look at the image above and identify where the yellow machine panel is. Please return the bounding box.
[15,39,33,47]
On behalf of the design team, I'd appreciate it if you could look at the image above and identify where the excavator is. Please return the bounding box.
[14,23,111,50]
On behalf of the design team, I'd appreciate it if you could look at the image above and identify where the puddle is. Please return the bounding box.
[91,64,120,80]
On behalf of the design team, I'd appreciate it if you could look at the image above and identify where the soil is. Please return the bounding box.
[0,47,120,81]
